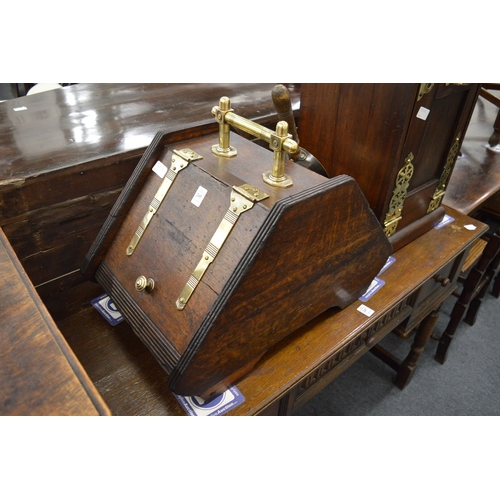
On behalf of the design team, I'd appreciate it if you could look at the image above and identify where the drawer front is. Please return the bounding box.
[397,250,466,335]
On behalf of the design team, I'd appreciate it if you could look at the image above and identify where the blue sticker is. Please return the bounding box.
[434,214,455,229]
[175,386,245,416]
[91,294,124,325]
[378,255,396,275]
[359,276,385,302]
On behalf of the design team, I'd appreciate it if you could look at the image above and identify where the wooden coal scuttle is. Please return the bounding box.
[82,90,392,401]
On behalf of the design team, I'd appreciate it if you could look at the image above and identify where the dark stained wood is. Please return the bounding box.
[0,228,110,415]
[0,84,300,294]
[479,85,500,147]
[298,83,480,251]
[0,84,299,186]
[47,207,486,415]
[444,88,500,216]
[85,130,392,398]
[435,229,500,364]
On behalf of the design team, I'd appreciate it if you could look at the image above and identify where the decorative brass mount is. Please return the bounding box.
[427,134,461,213]
[212,96,299,188]
[417,83,434,101]
[176,183,269,310]
[384,152,415,237]
[126,148,203,256]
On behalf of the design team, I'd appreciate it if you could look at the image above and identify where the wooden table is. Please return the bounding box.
[444,88,500,216]
[0,83,300,299]
[0,84,489,415]
[48,208,486,415]
[0,228,110,416]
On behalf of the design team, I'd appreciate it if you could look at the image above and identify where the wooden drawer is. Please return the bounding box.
[395,249,466,337]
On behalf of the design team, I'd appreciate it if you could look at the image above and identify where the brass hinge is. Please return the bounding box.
[176,184,269,310]
[427,134,461,213]
[126,148,203,256]
[384,152,415,237]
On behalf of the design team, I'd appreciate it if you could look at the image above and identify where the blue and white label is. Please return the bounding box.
[91,294,124,325]
[359,276,385,302]
[378,255,396,275]
[175,386,245,416]
[434,214,455,229]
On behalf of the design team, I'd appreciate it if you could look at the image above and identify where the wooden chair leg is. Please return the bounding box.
[493,271,500,298]
[489,107,500,148]
[435,300,467,364]
[464,275,491,326]
[436,229,500,363]
[395,307,441,389]
[479,86,500,148]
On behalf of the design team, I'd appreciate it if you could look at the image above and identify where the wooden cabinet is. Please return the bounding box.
[298,83,480,251]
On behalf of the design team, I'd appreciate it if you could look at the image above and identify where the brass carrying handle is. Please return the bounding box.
[212,96,298,187]
[212,97,298,154]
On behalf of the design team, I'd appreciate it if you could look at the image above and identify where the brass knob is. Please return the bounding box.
[135,276,155,293]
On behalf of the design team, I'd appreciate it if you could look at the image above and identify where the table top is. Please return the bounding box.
[444,89,500,215]
[54,206,486,416]
[0,83,300,182]
[0,84,489,416]
[227,206,487,415]
[0,228,110,416]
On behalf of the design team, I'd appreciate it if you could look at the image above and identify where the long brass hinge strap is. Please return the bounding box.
[383,152,415,237]
[427,134,461,213]
[126,149,202,256]
[176,184,268,310]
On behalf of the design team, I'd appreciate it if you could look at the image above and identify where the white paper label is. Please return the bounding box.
[357,304,375,317]
[416,106,430,121]
[464,224,477,231]
[191,186,208,207]
[152,160,168,178]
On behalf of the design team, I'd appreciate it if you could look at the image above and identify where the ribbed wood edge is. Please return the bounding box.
[81,131,166,280]
[168,175,358,386]
[96,262,181,371]
[81,124,219,281]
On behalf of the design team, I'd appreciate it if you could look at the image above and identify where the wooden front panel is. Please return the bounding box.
[396,83,480,232]
[299,83,418,219]
[298,83,480,251]
[99,142,270,357]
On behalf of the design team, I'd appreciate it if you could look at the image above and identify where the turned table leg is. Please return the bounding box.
[394,307,441,389]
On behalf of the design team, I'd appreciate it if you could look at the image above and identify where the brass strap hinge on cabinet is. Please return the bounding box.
[427,134,461,213]
[126,148,203,256]
[176,184,269,310]
[384,152,415,237]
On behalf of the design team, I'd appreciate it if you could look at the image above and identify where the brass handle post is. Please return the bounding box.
[212,97,237,158]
